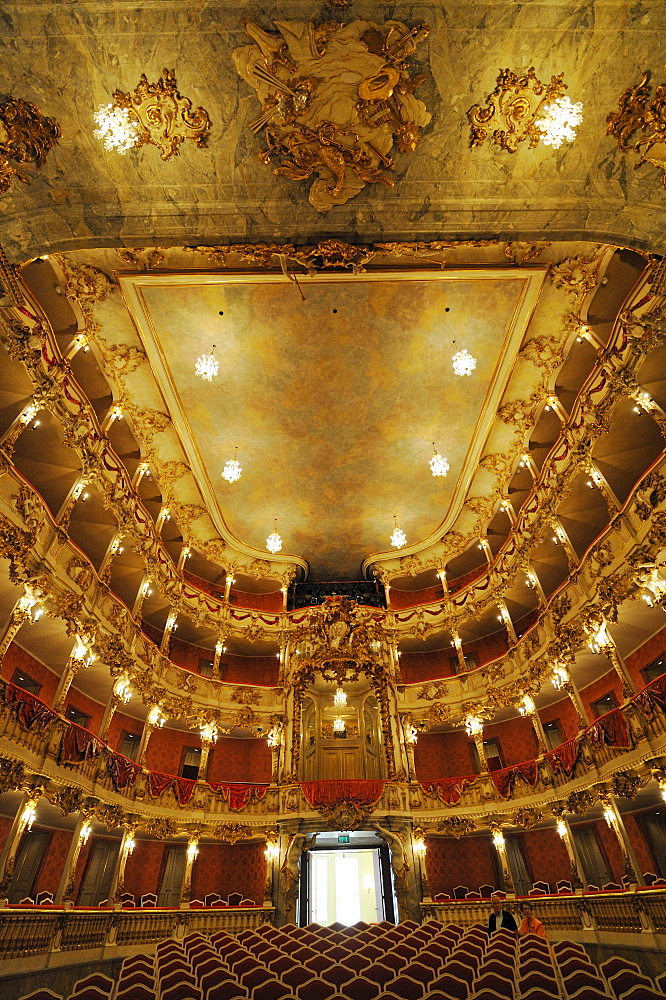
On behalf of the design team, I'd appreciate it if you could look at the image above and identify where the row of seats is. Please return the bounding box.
[431,876,666,900]
[12,891,256,909]
[16,919,666,1000]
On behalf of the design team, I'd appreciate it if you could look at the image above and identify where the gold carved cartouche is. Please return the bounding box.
[233,18,431,211]
[106,69,211,161]
[607,70,666,187]
[467,67,568,153]
[0,96,61,193]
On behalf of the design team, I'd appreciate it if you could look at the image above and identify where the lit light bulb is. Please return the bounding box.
[93,104,140,153]
[266,520,283,554]
[429,443,450,477]
[452,349,476,377]
[492,831,505,848]
[195,345,219,381]
[390,516,407,549]
[222,447,242,484]
[333,717,346,733]
[537,96,583,148]
[465,715,483,737]
[333,687,347,708]
[80,821,92,844]
[22,802,37,831]
[556,819,567,839]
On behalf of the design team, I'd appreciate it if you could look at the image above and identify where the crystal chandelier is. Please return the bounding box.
[93,104,140,153]
[333,686,347,708]
[537,96,583,148]
[452,349,477,376]
[390,516,407,549]
[333,717,346,733]
[429,443,450,477]
[195,344,219,381]
[222,447,242,484]
[266,520,283,554]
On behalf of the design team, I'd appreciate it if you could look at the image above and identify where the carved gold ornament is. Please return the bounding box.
[0,95,61,193]
[94,69,211,161]
[607,70,666,187]
[467,68,581,153]
[233,18,431,211]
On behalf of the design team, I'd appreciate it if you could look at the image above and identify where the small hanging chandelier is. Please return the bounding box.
[390,516,407,549]
[222,447,242,484]
[452,349,477,377]
[429,443,450,477]
[333,717,346,733]
[266,519,283,554]
[537,96,583,148]
[195,344,219,381]
[333,686,347,708]
[93,104,140,153]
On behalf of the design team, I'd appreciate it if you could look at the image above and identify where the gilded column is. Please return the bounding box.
[518,697,546,754]
[553,808,585,891]
[180,833,200,906]
[263,831,280,907]
[0,591,41,661]
[138,705,165,764]
[55,810,94,903]
[466,717,488,772]
[0,787,43,897]
[0,401,41,457]
[54,637,93,713]
[599,794,644,887]
[110,823,138,903]
[199,723,218,778]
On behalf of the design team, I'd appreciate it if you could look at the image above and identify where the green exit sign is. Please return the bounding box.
[338,835,350,844]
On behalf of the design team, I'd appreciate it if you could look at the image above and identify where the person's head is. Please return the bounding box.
[520,901,533,917]
[491,893,503,913]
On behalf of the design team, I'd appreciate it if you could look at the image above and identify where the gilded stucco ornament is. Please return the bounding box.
[96,69,211,161]
[233,19,431,211]
[607,70,666,187]
[213,822,254,844]
[0,95,61,193]
[467,68,579,153]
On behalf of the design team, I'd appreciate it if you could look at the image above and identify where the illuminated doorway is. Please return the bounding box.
[301,830,397,925]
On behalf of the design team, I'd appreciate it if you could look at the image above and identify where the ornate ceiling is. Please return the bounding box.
[0,1,666,263]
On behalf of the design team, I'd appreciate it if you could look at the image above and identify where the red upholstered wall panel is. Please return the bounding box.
[390,585,443,610]
[66,684,104,734]
[145,728,197,775]
[579,670,624,722]
[462,630,508,668]
[230,589,282,612]
[191,842,265,903]
[72,839,93,900]
[414,732,475,780]
[1,642,59,703]
[207,737,272,783]
[124,840,165,898]
[425,835,496,895]
[400,648,456,684]
[483,716,539,767]
[107,709,143,752]
[522,828,571,889]
[0,814,14,853]
[625,624,666,686]
[169,635,205,673]
[448,566,485,594]
[538,696,580,742]
[220,654,279,687]
[33,828,71,895]
[622,812,656,875]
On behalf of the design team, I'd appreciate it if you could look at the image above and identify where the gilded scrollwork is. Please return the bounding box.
[233,18,430,211]
[467,68,570,153]
[606,70,666,187]
[0,95,61,193]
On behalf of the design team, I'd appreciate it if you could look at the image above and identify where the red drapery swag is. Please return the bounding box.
[300,779,385,810]
[58,722,104,764]
[420,776,476,805]
[147,771,197,805]
[209,782,269,811]
[490,760,538,798]
[588,708,631,748]
[105,750,142,790]
[636,674,666,715]
[5,684,58,731]
[545,739,580,776]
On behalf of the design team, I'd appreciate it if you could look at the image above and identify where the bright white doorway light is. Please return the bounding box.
[309,849,382,926]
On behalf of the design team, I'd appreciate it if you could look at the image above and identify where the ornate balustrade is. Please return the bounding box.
[2,674,666,823]
[0,904,274,965]
[422,888,666,939]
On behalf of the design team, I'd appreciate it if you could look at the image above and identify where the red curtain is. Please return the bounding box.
[420,777,475,804]
[300,779,385,810]
[5,684,58,731]
[545,739,580,776]
[57,722,104,764]
[636,674,666,715]
[105,751,142,790]
[490,760,538,798]
[147,770,173,798]
[209,782,269,811]
[588,709,631,748]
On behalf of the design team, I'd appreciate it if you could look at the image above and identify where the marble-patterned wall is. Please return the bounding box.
[1,1,666,260]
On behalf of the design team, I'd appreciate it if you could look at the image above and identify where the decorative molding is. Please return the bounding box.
[467,67,571,153]
[607,70,666,188]
[0,95,60,193]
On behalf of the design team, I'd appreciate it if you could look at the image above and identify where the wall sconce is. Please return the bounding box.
[518,695,535,717]
[465,715,483,738]
[264,837,280,861]
[552,665,569,690]
[22,801,37,831]
[333,717,346,734]
[125,837,136,855]
[556,819,567,839]
[200,722,218,744]
[79,821,92,844]
[187,841,200,862]
[603,806,615,828]
[114,676,132,704]
[413,830,427,856]
[148,705,166,727]
[492,830,505,848]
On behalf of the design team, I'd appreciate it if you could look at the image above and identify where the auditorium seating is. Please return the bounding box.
[17,919,665,1000]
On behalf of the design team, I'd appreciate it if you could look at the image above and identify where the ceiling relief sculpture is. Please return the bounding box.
[607,69,666,188]
[233,18,431,211]
[0,96,61,194]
